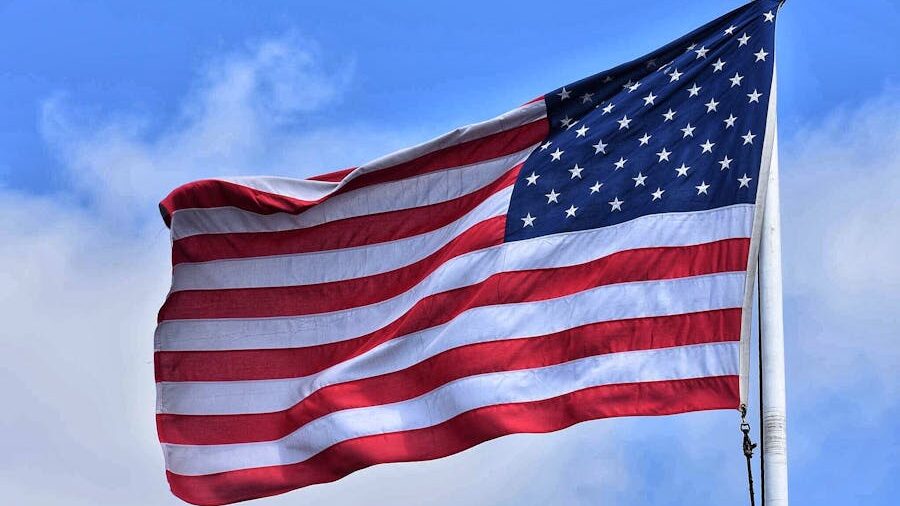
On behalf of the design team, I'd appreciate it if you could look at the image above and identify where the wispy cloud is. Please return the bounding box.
[781,87,900,404]
[38,32,411,226]
[775,87,900,503]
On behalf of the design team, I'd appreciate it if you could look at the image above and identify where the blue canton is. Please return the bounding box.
[505,0,778,241]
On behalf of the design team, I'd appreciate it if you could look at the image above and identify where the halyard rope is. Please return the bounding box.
[740,403,758,506]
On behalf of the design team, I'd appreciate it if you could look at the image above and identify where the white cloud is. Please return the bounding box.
[2,27,898,505]
[38,32,411,228]
[0,191,170,504]
[780,88,900,404]
[774,88,900,501]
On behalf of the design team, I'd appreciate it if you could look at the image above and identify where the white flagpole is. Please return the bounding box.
[759,120,789,504]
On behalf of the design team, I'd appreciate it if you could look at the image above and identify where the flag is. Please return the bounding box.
[155,1,779,503]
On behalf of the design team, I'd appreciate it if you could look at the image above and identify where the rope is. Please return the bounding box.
[740,404,758,506]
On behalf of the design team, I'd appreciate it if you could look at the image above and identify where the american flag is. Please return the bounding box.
[155,1,778,504]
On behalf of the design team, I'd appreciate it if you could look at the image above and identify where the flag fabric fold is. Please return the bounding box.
[156,1,779,503]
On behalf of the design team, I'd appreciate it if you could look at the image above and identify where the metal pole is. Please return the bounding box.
[759,129,788,506]
[756,280,766,505]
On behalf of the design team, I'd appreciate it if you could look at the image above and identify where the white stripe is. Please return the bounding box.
[162,341,739,475]
[170,186,512,292]
[157,271,745,415]
[170,146,535,240]
[156,205,753,351]
[217,100,546,199]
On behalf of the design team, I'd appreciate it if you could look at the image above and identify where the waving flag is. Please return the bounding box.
[155,1,779,504]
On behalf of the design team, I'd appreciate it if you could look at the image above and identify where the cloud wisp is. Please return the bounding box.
[776,88,900,503]
[37,32,411,227]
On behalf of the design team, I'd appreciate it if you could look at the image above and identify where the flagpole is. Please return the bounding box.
[759,123,788,505]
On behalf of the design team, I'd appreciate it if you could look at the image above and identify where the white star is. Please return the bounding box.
[589,181,603,194]
[695,181,711,195]
[700,139,715,153]
[712,58,726,72]
[613,157,628,170]
[724,113,738,129]
[694,45,709,59]
[569,164,584,179]
[742,130,757,145]
[681,123,696,138]
[687,42,697,51]
[521,213,536,227]
[638,132,652,146]
[550,148,564,161]
[688,83,702,97]
[544,189,560,204]
[575,124,589,138]
[656,147,672,162]
[668,68,683,82]
[755,48,769,62]
[705,98,720,112]
[738,33,751,47]
[602,75,614,83]
[557,87,571,101]
[763,10,775,22]
[564,204,578,218]
[662,108,677,121]
[593,139,608,154]
[601,102,615,115]
[724,25,737,36]
[729,72,744,87]
[632,172,648,187]
[608,196,624,211]
[748,89,763,103]
[675,163,690,177]
[525,172,540,185]
[627,81,642,92]
[580,92,594,103]
[643,91,657,106]
[738,174,753,188]
[539,141,552,151]
[651,187,665,201]
[617,115,632,130]
[718,155,733,170]
[560,116,575,128]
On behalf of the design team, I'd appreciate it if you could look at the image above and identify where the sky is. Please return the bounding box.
[1,0,898,504]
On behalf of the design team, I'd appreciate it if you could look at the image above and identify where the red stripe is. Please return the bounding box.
[165,375,739,506]
[155,238,749,382]
[171,166,519,265]
[158,308,740,445]
[157,215,507,322]
[307,167,354,182]
[159,119,547,225]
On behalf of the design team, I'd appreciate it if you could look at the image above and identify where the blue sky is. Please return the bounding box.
[1,0,898,504]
